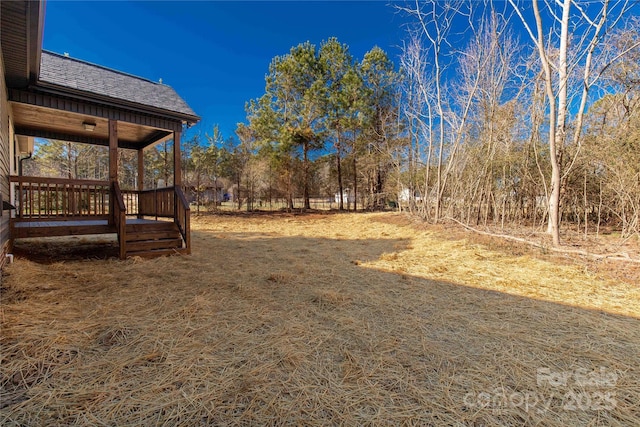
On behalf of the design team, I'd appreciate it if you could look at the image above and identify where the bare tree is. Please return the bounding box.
[397,0,465,222]
[399,1,519,224]
[400,33,435,218]
[508,0,635,245]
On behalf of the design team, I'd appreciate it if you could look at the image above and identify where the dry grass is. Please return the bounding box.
[1,212,639,426]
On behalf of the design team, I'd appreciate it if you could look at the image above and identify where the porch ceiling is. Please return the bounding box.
[11,102,173,150]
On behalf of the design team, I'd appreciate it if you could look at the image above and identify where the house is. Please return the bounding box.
[1,0,200,266]
[334,189,355,205]
[185,178,228,206]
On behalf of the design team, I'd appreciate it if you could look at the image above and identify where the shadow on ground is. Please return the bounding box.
[1,228,638,426]
[11,235,119,264]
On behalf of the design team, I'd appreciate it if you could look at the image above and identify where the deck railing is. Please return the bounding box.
[120,189,176,217]
[174,186,191,254]
[10,176,190,256]
[123,186,191,253]
[122,190,139,216]
[10,176,110,220]
[138,188,175,218]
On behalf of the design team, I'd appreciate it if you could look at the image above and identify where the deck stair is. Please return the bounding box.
[124,221,184,258]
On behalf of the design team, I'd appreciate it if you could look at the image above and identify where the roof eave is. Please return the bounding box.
[1,0,46,88]
[33,80,201,125]
[28,0,45,84]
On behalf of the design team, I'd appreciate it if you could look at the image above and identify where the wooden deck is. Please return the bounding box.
[12,218,167,239]
[9,176,191,258]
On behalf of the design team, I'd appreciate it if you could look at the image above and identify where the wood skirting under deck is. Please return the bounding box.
[12,218,164,239]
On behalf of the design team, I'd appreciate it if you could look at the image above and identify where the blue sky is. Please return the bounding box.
[43,1,408,140]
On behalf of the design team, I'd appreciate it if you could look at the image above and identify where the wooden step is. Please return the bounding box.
[126,229,181,242]
[125,221,176,233]
[126,238,183,253]
[126,247,188,258]
[122,221,185,258]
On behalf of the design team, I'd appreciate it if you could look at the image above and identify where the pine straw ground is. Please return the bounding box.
[1,212,639,426]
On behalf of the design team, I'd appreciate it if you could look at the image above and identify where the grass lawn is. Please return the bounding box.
[1,212,639,426]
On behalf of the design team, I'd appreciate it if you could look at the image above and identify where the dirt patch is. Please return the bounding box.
[1,212,638,425]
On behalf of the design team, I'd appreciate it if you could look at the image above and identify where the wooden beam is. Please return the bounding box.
[13,126,165,151]
[11,221,114,239]
[14,126,109,146]
[109,119,118,183]
[108,119,118,226]
[137,148,145,219]
[137,148,145,191]
[173,129,182,187]
[140,130,173,148]
[9,88,186,131]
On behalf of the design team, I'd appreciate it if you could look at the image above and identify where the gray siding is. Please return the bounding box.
[1,50,12,268]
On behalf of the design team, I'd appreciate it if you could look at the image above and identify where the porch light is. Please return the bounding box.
[82,121,96,132]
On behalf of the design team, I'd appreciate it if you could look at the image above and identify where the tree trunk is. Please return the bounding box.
[287,168,294,211]
[196,173,201,214]
[548,0,570,246]
[337,152,344,211]
[303,140,310,210]
[353,155,357,211]
[584,169,588,238]
[434,42,445,224]
[246,172,251,212]
[532,0,563,247]
[67,142,73,179]
[237,174,241,211]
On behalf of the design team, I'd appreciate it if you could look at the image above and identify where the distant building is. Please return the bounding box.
[335,190,355,204]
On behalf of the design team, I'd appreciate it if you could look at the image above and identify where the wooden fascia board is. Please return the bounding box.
[9,88,184,132]
[34,80,200,124]
[14,127,143,150]
[28,0,45,84]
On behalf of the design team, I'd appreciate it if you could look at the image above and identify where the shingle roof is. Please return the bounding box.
[38,51,199,120]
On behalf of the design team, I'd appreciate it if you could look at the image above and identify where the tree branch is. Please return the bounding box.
[447,217,640,263]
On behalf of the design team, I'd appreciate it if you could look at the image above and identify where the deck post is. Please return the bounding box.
[108,119,118,225]
[109,119,118,183]
[137,148,144,190]
[173,128,181,187]
[137,147,144,218]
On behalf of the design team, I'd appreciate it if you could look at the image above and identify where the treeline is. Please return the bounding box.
[27,1,640,245]
[395,1,640,244]
[225,0,640,243]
